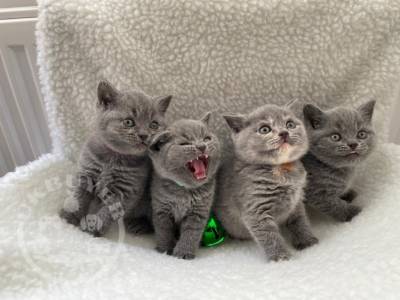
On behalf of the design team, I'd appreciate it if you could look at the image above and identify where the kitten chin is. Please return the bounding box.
[236,143,308,166]
[269,144,308,165]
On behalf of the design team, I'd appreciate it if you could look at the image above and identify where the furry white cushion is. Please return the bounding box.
[1,0,400,298]
[37,0,400,160]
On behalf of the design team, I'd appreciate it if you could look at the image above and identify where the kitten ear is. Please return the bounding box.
[303,104,326,129]
[149,131,172,152]
[97,80,119,109]
[200,111,212,126]
[357,100,376,123]
[155,95,173,115]
[223,114,246,133]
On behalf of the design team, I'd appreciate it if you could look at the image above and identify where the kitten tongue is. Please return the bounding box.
[192,159,206,180]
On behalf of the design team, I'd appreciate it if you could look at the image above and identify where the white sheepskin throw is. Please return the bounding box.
[1,0,399,299]
[37,0,400,160]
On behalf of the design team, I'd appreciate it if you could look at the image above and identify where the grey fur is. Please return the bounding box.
[215,104,317,261]
[149,115,221,259]
[59,80,172,236]
[302,100,376,222]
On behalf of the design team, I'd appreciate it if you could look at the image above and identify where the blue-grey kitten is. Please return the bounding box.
[302,100,376,222]
[214,104,318,261]
[149,114,221,259]
[59,80,172,236]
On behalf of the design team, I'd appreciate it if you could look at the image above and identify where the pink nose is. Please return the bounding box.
[279,131,289,140]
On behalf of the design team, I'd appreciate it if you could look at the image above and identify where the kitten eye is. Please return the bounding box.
[123,118,135,127]
[204,136,212,142]
[286,120,296,129]
[331,133,341,141]
[258,125,271,134]
[149,121,159,130]
[180,142,190,146]
[357,130,368,139]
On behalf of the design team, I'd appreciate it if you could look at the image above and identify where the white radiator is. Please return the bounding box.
[0,1,399,177]
[0,2,51,177]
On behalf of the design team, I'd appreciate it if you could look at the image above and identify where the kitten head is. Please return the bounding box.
[224,103,309,165]
[149,113,221,188]
[96,80,172,156]
[303,100,376,168]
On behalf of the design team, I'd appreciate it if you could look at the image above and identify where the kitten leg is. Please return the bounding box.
[124,216,153,234]
[172,213,208,260]
[244,215,291,261]
[153,210,176,254]
[306,196,361,222]
[340,189,358,203]
[80,200,113,236]
[124,195,153,234]
[286,203,318,250]
[60,175,94,226]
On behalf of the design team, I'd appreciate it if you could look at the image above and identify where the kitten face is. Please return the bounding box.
[224,104,309,165]
[96,81,172,156]
[149,114,221,188]
[303,100,376,168]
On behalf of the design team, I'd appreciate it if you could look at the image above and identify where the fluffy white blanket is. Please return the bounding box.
[1,0,400,298]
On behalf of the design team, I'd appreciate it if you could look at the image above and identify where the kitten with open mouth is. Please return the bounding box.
[186,154,209,180]
[149,113,221,259]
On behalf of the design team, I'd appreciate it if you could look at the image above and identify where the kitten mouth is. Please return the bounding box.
[345,152,360,158]
[186,154,209,181]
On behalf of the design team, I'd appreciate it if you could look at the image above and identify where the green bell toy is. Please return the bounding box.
[201,215,226,247]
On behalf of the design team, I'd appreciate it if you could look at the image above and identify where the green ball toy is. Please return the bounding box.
[201,215,226,247]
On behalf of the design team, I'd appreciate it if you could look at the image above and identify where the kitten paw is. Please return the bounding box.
[155,243,175,254]
[124,217,153,234]
[172,247,196,260]
[344,205,362,222]
[59,209,80,226]
[267,248,291,262]
[80,214,103,235]
[293,236,319,250]
[341,190,358,203]
[108,202,125,221]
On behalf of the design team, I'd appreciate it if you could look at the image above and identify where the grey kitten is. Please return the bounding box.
[149,114,221,259]
[302,100,376,222]
[214,104,318,261]
[59,80,172,236]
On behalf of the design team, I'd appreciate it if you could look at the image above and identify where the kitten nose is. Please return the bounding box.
[279,131,289,140]
[139,134,148,141]
[348,143,358,150]
[196,143,206,152]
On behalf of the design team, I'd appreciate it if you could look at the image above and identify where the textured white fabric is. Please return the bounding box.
[1,145,400,299]
[36,0,400,160]
[1,0,400,298]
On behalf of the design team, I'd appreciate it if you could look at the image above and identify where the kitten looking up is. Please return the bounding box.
[215,103,318,262]
[302,100,376,222]
[60,80,172,236]
[149,114,221,259]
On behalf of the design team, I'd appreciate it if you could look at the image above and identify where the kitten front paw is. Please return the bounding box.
[341,190,358,203]
[124,217,153,234]
[344,205,362,222]
[268,249,291,262]
[80,214,103,236]
[59,209,80,226]
[293,235,319,250]
[172,247,196,260]
[155,240,176,255]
